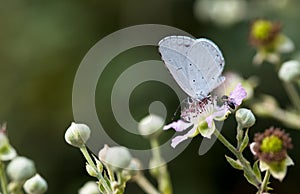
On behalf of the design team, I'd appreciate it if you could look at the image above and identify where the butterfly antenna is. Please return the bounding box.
[172,98,188,121]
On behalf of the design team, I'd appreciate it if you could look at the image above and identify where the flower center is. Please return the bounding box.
[260,135,283,153]
[251,20,272,41]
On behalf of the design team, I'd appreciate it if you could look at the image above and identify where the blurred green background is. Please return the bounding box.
[1,0,300,193]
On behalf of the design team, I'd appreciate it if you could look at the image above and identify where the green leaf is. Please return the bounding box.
[253,160,262,181]
[225,155,243,170]
[243,171,259,188]
[239,129,249,152]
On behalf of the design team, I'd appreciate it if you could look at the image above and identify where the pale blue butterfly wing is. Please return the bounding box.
[187,38,225,98]
[158,36,198,98]
[158,35,225,99]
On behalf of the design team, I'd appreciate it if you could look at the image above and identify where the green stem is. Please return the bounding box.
[134,173,161,194]
[282,82,300,112]
[0,161,8,194]
[80,146,112,193]
[214,130,261,188]
[259,170,271,193]
[150,138,172,194]
[236,124,244,150]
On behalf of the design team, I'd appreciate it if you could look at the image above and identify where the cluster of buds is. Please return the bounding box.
[0,124,47,194]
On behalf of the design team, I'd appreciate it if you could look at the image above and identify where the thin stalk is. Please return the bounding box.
[80,146,111,193]
[259,170,271,193]
[150,138,172,194]
[0,161,8,194]
[214,129,261,188]
[134,173,161,194]
[282,82,300,112]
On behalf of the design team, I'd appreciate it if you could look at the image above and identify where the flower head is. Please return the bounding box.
[164,84,247,148]
[249,19,294,65]
[250,127,293,181]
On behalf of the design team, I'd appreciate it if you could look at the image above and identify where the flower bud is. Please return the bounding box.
[122,158,142,177]
[138,114,164,138]
[278,60,300,82]
[0,132,17,161]
[23,174,47,194]
[79,181,100,194]
[64,122,91,148]
[98,145,132,171]
[86,164,98,177]
[235,108,256,128]
[7,156,36,181]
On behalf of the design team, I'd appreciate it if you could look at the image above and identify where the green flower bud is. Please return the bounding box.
[235,108,256,128]
[0,132,17,161]
[7,156,36,181]
[138,114,164,138]
[86,164,98,177]
[64,122,91,148]
[98,145,132,171]
[79,181,100,194]
[278,60,300,82]
[23,174,47,194]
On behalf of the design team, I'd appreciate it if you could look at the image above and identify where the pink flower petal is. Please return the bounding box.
[171,126,197,148]
[229,83,247,106]
[163,120,191,132]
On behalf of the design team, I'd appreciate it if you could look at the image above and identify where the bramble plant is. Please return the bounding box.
[0,124,47,194]
[63,18,300,194]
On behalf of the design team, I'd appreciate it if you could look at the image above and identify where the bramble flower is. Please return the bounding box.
[249,19,294,65]
[250,127,293,181]
[214,72,257,100]
[164,84,247,148]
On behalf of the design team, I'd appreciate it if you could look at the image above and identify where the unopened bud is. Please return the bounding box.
[235,108,256,128]
[23,174,47,194]
[64,122,91,148]
[98,145,132,171]
[279,60,300,82]
[7,156,36,181]
[138,114,164,138]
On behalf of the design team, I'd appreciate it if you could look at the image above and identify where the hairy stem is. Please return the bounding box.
[80,146,111,193]
[214,129,261,188]
[134,173,161,194]
[259,170,271,193]
[0,161,8,194]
